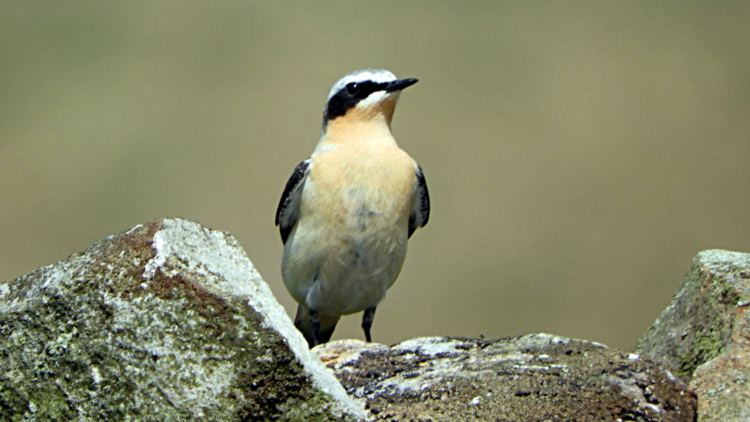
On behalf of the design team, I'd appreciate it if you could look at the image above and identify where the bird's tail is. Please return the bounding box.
[294,303,340,348]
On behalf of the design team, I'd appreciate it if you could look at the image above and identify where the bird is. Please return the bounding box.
[275,68,430,348]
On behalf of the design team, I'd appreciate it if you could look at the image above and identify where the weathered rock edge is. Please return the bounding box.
[317,334,697,422]
[636,249,750,422]
[0,218,366,421]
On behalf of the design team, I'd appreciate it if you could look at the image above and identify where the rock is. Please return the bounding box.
[315,334,696,422]
[690,346,750,422]
[636,249,750,422]
[0,218,366,421]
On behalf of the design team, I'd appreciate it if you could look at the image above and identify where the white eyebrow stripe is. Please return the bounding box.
[325,69,397,103]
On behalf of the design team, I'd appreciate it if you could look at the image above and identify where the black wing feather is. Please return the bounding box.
[408,165,430,238]
[275,159,310,244]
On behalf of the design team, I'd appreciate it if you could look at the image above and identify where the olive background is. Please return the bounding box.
[2,2,749,351]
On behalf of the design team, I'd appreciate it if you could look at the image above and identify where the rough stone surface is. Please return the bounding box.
[0,218,365,422]
[316,334,696,422]
[636,249,750,422]
[690,347,750,422]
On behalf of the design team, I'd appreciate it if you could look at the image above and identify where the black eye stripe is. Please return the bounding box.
[345,81,388,99]
[324,80,391,125]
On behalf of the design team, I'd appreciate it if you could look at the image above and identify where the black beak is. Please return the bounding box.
[385,78,418,93]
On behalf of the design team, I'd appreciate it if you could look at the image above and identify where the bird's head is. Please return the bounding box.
[322,68,418,132]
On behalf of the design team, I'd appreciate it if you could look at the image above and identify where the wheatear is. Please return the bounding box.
[275,68,430,347]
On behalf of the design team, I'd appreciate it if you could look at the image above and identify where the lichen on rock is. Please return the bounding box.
[316,334,696,421]
[636,249,750,422]
[0,218,365,421]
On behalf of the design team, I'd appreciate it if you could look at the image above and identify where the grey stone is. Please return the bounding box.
[636,249,750,422]
[0,218,366,422]
[315,334,696,421]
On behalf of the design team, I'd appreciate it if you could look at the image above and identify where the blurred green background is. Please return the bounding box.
[1,2,749,351]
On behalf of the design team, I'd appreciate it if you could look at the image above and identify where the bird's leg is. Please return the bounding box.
[309,308,321,346]
[362,306,377,342]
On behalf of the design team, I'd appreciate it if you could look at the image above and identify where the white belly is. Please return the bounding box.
[282,212,409,316]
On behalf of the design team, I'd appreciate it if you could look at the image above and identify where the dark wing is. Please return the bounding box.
[408,165,430,238]
[275,159,311,244]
